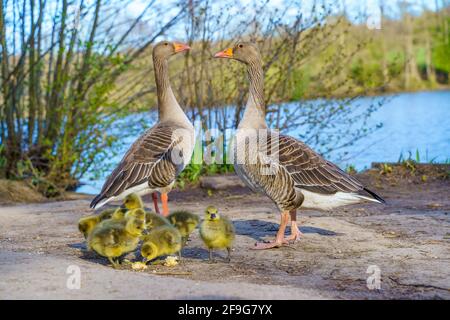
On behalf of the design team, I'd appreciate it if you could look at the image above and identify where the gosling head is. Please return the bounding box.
[112,208,127,220]
[125,217,145,237]
[141,241,158,261]
[163,229,182,251]
[125,208,146,222]
[153,40,190,60]
[213,42,261,65]
[122,193,143,210]
[78,218,96,239]
[205,205,220,221]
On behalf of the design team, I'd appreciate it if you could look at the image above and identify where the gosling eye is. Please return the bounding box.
[164,42,168,46]
[238,44,243,48]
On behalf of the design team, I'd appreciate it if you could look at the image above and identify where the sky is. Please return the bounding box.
[3,0,442,55]
[127,0,441,21]
[121,0,442,43]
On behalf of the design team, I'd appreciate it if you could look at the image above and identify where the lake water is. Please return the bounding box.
[77,90,450,194]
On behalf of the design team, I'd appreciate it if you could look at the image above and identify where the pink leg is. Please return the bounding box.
[252,211,290,250]
[152,193,160,214]
[285,209,303,242]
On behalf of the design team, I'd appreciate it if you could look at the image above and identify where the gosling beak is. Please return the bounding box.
[173,42,191,53]
[210,213,216,219]
[214,47,233,58]
[120,204,126,209]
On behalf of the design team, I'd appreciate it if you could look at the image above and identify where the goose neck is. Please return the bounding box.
[239,60,267,129]
[247,60,265,115]
[153,56,179,122]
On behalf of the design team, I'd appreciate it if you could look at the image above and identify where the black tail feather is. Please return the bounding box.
[363,188,386,204]
[90,194,106,209]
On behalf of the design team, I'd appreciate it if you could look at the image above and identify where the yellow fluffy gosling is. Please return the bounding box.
[199,206,235,262]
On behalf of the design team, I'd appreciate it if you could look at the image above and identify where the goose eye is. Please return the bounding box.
[238,44,243,48]
[164,42,168,46]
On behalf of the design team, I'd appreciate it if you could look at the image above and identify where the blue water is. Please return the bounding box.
[333,91,449,166]
[77,90,450,194]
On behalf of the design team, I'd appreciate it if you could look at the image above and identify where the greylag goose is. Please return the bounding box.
[214,43,385,249]
[90,41,194,216]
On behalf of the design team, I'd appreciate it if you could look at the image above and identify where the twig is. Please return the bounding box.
[151,271,192,276]
[388,276,450,292]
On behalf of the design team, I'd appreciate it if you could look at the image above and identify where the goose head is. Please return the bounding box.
[153,40,190,59]
[214,42,261,64]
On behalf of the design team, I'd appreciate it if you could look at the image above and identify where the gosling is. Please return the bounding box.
[122,193,144,210]
[78,192,143,239]
[199,206,235,262]
[122,194,168,231]
[124,208,146,222]
[78,208,116,239]
[87,216,145,268]
[167,210,200,245]
[144,212,171,232]
[140,225,182,263]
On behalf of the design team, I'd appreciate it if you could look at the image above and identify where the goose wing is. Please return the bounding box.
[275,134,365,194]
[90,122,184,208]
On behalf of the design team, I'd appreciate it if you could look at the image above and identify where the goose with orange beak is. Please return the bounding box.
[214,42,385,249]
[91,41,195,217]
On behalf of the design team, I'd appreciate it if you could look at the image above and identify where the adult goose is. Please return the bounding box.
[90,41,194,216]
[214,43,385,249]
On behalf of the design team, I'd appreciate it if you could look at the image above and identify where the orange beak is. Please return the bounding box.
[214,47,233,58]
[173,42,191,53]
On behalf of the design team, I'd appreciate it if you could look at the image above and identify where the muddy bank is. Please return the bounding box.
[0,179,46,204]
[0,166,449,299]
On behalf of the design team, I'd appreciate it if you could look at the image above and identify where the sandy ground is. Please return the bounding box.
[0,168,449,300]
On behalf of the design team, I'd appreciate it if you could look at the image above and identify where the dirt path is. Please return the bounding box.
[0,170,449,299]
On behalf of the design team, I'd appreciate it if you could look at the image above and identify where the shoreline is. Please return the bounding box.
[2,163,449,205]
[125,88,450,113]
